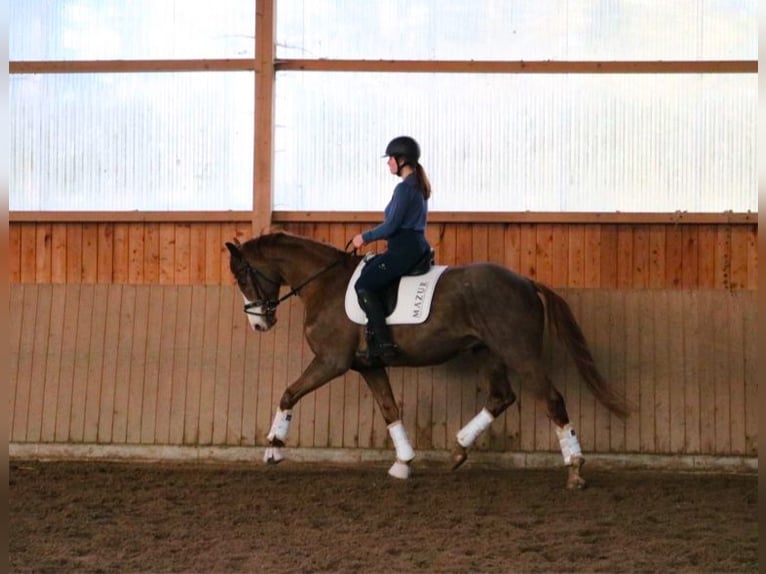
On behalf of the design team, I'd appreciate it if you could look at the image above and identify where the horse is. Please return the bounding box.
[225,231,629,489]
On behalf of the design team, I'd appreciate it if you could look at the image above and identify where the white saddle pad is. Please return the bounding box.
[345,257,448,325]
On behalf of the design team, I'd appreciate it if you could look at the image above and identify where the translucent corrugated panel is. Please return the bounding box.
[10,73,254,211]
[277,0,756,61]
[10,0,255,60]
[273,72,756,212]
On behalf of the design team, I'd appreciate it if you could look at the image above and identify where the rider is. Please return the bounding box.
[351,136,432,361]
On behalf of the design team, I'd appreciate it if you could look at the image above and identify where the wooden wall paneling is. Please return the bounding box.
[681,225,699,289]
[67,285,93,441]
[519,223,536,280]
[416,365,434,450]
[204,224,222,285]
[167,286,191,444]
[591,289,612,453]
[632,226,649,288]
[712,292,732,454]
[20,223,37,283]
[183,285,208,444]
[198,286,222,444]
[599,225,618,289]
[714,225,731,289]
[81,223,99,283]
[174,224,191,285]
[575,290,596,452]
[51,227,68,283]
[567,225,585,287]
[128,223,145,284]
[429,364,448,451]
[663,225,683,288]
[10,224,21,283]
[111,285,136,443]
[696,226,717,289]
[35,224,52,283]
[158,223,176,285]
[682,292,700,453]
[218,223,239,285]
[550,225,569,287]
[583,224,601,287]
[622,290,641,452]
[82,284,108,443]
[535,223,553,284]
[227,286,249,445]
[608,290,626,452]
[667,292,686,453]
[189,224,207,284]
[97,285,123,443]
[646,225,667,289]
[97,224,114,283]
[112,224,130,284]
[154,286,177,444]
[652,291,671,453]
[11,286,33,440]
[745,226,757,290]
[487,224,505,265]
[39,285,67,441]
[617,226,637,290]
[697,291,716,453]
[125,286,149,443]
[637,290,655,452]
[503,224,521,274]
[743,293,757,454]
[25,285,51,442]
[728,293,746,454]
[729,226,750,290]
[53,284,79,441]
[143,223,161,284]
[138,285,164,443]
[212,285,235,445]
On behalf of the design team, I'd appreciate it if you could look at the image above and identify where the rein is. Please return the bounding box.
[243,240,356,316]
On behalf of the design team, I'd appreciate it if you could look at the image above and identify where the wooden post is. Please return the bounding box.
[253,0,275,236]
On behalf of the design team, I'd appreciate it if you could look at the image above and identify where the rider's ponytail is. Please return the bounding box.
[415,163,431,200]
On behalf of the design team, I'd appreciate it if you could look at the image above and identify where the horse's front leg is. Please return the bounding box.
[264,355,348,465]
[358,366,414,479]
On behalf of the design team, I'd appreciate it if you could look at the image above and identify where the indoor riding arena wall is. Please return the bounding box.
[9,217,757,470]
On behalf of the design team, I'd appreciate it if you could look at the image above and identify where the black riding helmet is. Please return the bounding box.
[384,136,420,175]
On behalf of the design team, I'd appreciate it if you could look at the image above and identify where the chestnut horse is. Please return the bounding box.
[226,231,628,489]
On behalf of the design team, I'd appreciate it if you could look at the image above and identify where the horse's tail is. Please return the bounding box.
[533,281,630,420]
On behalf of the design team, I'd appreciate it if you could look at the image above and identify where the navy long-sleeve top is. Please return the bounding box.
[362,174,428,243]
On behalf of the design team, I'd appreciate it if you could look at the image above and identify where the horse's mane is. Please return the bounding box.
[243,230,350,264]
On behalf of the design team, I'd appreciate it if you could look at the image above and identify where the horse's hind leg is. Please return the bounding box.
[358,366,415,479]
[451,347,517,470]
[522,364,586,490]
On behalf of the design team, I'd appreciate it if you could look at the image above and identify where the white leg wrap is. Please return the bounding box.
[456,408,495,448]
[266,408,292,443]
[388,421,415,462]
[555,423,582,465]
[388,460,411,479]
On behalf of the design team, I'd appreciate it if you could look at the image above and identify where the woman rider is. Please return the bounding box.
[351,136,432,361]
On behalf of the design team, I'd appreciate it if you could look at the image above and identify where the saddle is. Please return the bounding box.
[373,248,435,316]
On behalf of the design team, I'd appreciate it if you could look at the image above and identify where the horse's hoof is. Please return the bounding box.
[263,446,284,465]
[566,456,587,490]
[451,446,468,470]
[388,460,411,479]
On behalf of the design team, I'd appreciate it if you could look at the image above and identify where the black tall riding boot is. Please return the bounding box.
[356,289,398,361]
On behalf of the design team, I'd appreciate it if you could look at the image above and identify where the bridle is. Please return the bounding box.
[240,240,355,317]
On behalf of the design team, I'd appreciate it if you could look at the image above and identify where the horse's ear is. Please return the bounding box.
[225,241,241,259]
